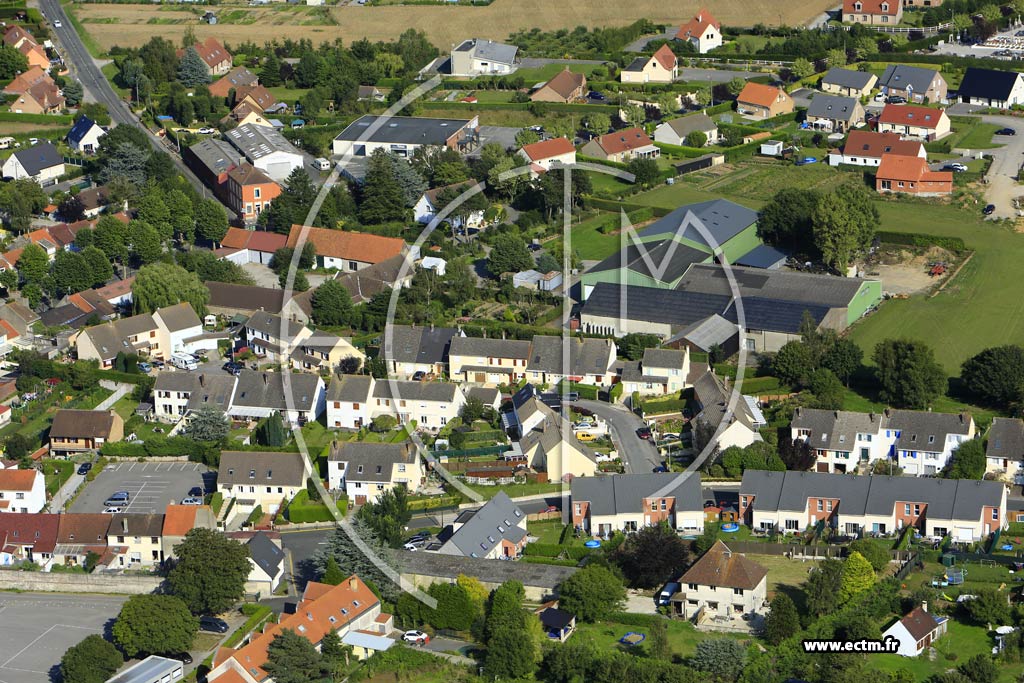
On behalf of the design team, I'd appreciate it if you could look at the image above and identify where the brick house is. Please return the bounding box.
[876,154,952,196]
[226,163,281,223]
[736,83,794,119]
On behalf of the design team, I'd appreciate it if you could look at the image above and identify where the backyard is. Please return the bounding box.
[573,615,749,659]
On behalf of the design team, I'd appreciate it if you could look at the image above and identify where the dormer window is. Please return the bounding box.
[854,1,861,9]
[353,600,360,607]
[881,2,888,10]
[249,469,256,479]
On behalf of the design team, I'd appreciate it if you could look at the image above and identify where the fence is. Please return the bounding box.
[827,22,952,35]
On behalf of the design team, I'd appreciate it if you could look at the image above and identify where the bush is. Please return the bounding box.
[876,231,966,252]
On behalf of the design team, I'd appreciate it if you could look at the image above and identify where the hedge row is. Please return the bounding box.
[652,142,709,159]
[101,436,218,462]
[96,369,149,385]
[722,139,764,162]
[876,231,966,252]
[407,495,461,511]
[418,101,618,114]
[558,380,599,401]
[0,112,74,125]
[521,556,579,567]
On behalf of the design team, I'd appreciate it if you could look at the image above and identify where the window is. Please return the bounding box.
[254,187,261,199]
[733,588,743,596]
[650,501,657,511]
[993,508,999,520]
[785,519,799,530]
[687,583,697,591]
[660,499,667,511]
[928,435,935,444]
[817,500,823,512]
[826,500,833,512]
[349,261,359,270]
[904,504,910,515]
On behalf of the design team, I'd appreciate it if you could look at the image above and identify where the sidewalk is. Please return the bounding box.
[48,467,85,512]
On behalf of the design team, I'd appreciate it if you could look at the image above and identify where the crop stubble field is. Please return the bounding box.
[70,0,834,52]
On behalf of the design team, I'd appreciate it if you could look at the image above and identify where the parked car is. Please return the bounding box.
[104,491,130,506]
[887,95,907,104]
[652,465,668,473]
[77,462,92,475]
[942,163,968,172]
[412,371,426,381]
[983,204,996,215]
[197,127,215,135]
[588,91,606,101]
[138,362,152,373]
[102,506,123,514]
[635,426,653,440]
[403,630,430,645]
[180,497,203,505]
[873,93,886,102]
[166,653,193,665]
[575,432,596,442]
[199,616,229,633]
[222,361,242,376]
[188,486,204,498]
[152,360,165,368]
[997,127,1016,136]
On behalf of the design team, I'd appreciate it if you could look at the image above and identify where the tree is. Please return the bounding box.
[486,620,537,679]
[164,189,196,244]
[260,51,283,88]
[961,345,1024,406]
[726,77,747,95]
[457,573,489,607]
[425,582,477,631]
[558,565,625,622]
[168,528,250,614]
[389,153,427,207]
[0,45,28,82]
[805,558,843,617]
[790,57,815,80]
[112,594,197,658]
[129,220,163,266]
[692,638,747,681]
[319,630,350,674]
[135,189,172,238]
[355,486,411,548]
[195,197,228,244]
[758,188,818,252]
[612,522,690,588]
[848,539,890,572]
[839,551,875,605]
[764,592,799,644]
[823,337,863,386]
[626,157,660,187]
[321,556,345,585]
[61,634,124,683]
[647,617,671,660]
[958,654,997,683]
[185,405,229,442]
[873,339,947,409]
[64,80,84,107]
[311,279,353,327]
[133,263,209,315]
[0,179,47,233]
[583,112,611,135]
[963,589,1011,626]
[946,438,986,480]
[359,150,408,224]
[812,193,861,273]
[263,629,329,683]
[621,102,646,127]
[488,234,533,277]
[514,128,540,147]
[17,243,49,286]
[52,251,92,296]
[773,341,816,386]
[827,48,848,66]
[808,368,844,410]
[92,215,131,265]
[177,46,210,87]
[685,130,708,148]
[255,411,287,447]
[5,432,29,462]
[99,141,149,186]
[59,194,87,223]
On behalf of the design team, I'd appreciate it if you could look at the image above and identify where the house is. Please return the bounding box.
[161,504,216,560]
[3,27,49,70]
[512,269,562,291]
[325,374,465,431]
[357,85,385,102]
[820,67,878,97]
[74,313,159,366]
[48,410,124,457]
[413,181,485,227]
[289,330,365,374]
[805,94,865,133]
[237,530,286,594]
[223,123,304,182]
[500,386,598,481]
[956,67,1024,109]
[332,114,478,157]
[66,116,105,154]
[618,347,691,397]
[206,282,287,317]
[580,127,659,163]
[568,472,704,536]
[219,227,288,266]
[882,605,948,656]
[53,513,111,567]
[985,417,1024,482]
[525,335,616,387]
[184,137,242,202]
[153,302,214,357]
[3,65,48,96]
[676,8,722,54]
[791,407,893,473]
[738,469,1007,540]
[8,79,64,114]
[670,540,768,619]
[106,513,166,568]
[531,68,587,104]
[207,576,390,683]
[285,224,407,271]
[0,468,45,513]
[889,410,974,476]
[181,37,233,76]
[876,154,952,196]
[448,335,532,385]
[878,65,946,104]
[226,163,281,224]
[243,310,313,362]
[736,83,794,119]
[327,440,424,504]
[77,185,112,218]
[877,104,950,140]
[621,44,678,84]
[228,370,325,426]
[232,84,277,113]
[283,253,413,318]
[692,370,765,453]
[153,371,236,422]
[843,0,903,24]
[828,130,925,167]
[1,143,64,185]
[217,451,309,515]
[383,324,460,379]
[0,513,58,566]
[449,38,518,76]
[518,137,577,175]
[438,491,527,559]
[653,114,719,146]
[208,66,260,99]
[0,302,40,338]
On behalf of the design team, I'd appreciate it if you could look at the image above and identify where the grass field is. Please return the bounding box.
[42,459,74,497]
[70,0,837,51]
[574,616,749,659]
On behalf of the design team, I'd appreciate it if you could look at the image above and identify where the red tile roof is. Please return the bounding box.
[843,0,900,15]
[0,319,18,341]
[521,137,576,161]
[593,127,654,155]
[737,82,787,109]
[677,8,720,40]
[221,227,287,254]
[842,130,923,160]
[877,154,952,184]
[194,37,231,69]
[0,513,60,553]
[3,66,48,95]
[94,276,135,301]
[286,225,406,265]
[0,469,38,491]
[652,44,677,71]
[878,104,945,129]
[899,606,944,641]
[163,504,201,537]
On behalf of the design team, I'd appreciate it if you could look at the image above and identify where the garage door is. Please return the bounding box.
[678,518,698,531]
[265,162,293,181]
[954,527,973,541]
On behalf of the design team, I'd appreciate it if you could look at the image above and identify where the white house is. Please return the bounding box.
[421,256,447,275]
[882,605,948,657]
[569,472,704,536]
[518,137,576,176]
[670,541,768,619]
[676,8,722,54]
[617,348,691,397]
[326,375,465,431]
[332,115,478,158]
[449,39,518,76]
[828,130,925,168]
[438,491,528,559]
[1,143,64,185]
[153,302,214,357]
[65,116,105,154]
[653,114,719,147]
[228,371,326,426]
[327,441,424,505]
[0,469,45,514]
[231,531,286,595]
[620,44,678,84]
[244,310,313,363]
[217,451,309,515]
[413,181,484,228]
[223,123,304,181]
[985,417,1024,483]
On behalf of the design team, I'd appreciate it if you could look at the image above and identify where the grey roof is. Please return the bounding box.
[667,314,737,351]
[155,302,201,332]
[807,94,862,121]
[328,441,416,481]
[821,67,876,91]
[888,410,972,451]
[724,296,830,335]
[582,282,732,328]
[467,386,501,405]
[987,417,1024,462]
[386,324,459,365]
[639,199,757,250]
[67,116,101,145]
[247,531,284,576]
[11,143,62,176]
[623,56,649,73]
[693,370,757,431]
[327,374,373,402]
[958,67,1023,102]
[449,335,531,360]
[740,469,1004,521]
[153,372,237,412]
[528,335,614,376]
[207,282,286,314]
[219,451,306,487]
[587,239,709,283]
[245,310,306,340]
[879,64,942,94]
[106,656,182,683]
[334,115,474,146]
[439,491,526,557]
[790,407,887,451]
[188,138,240,176]
[231,370,321,411]
[677,263,872,309]
[735,244,787,269]
[224,123,300,160]
[569,473,702,516]
[79,313,157,360]
[373,379,458,403]
[660,114,717,137]
[642,347,687,371]
[454,38,518,65]
[391,547,575,589]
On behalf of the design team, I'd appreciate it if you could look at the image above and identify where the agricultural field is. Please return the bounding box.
[69,0,837,52]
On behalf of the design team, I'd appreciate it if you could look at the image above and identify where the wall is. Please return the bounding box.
[0,571,163,594]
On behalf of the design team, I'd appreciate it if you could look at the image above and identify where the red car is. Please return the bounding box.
[544,505,559,513]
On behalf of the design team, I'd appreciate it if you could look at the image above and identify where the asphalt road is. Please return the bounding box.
[574,399,660,474]
[39,0,236,220]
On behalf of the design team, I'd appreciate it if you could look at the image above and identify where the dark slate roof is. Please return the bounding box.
[956,67,1022,102]
[539,607,575,630]
[391,548,576,589]
[335,115,473,146]
[821,67,876,91]
[440,491,526,557]
[67,116,100,145]
[879,64,942,94]
[582,282,731,328]
[639,199,757,250]
[245,310,306,341]
[219,451,306,487]
[734,244,787,269]
[207,282,286,314]
[385,325,459,364]
[790,407,887,451]
[326,375,458,404]
[569,473,702,516]
[247,531,284,576]
[528,335,613,376]
[12,142,62,175]
[587,239,709,283]
[660,114,717,137]
[449,336,531,360]
[677,263,870,309]
[887,410,972,451]
[328,441,416,482]
[986,417,1024,462]
[723,296,830,335]
[327,374,373,402]
[806,94,861,121]
[231,370,321,411]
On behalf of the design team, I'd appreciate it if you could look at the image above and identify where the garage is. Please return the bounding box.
[954,527,974,542]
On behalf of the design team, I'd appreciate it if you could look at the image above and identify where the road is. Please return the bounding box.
[574,399,660,474]
[38,0,236,220]
[975,114,1024,219]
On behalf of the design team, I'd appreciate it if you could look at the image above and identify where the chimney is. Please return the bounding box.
[921,601,928,613]
[350,577,359,591]
[121,517,128,533]
[263,373,268,385]
[199,374,205,388]
[869,412,874,423]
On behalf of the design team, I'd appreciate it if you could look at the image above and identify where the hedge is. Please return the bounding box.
[407,494,461,511]
[723,139,764,162]
[652,142,709,159]
[558,380,599,401]
[609,382,624,402]
[523,542,565,558]
[520,556,579,567]
[0,112,74,125]
[876,231,966,252]
[95,369,149,385]
[101,436,219,464]
[418,101,618,114]
[223,605,272,648]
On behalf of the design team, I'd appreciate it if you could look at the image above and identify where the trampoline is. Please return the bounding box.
[721,523,739,533]
[1002,544,1014,551]
[946,567,966,585]
[584,540,601,548]
[620,632,646,646]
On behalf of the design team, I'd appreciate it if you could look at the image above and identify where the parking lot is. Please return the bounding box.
[70,462,212,514]
[0,592,126,683]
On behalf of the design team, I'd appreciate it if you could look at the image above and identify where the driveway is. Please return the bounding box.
[70,461,210,514]
[574,399,659,474]
[473,126,522,154]
[676,67,769,84]
[624,29,678,53]
[977,114,1024,218]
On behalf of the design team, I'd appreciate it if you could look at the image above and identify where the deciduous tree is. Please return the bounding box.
[487,234,533,277]
[960,345,1024,406]
[612,522,691,589]
[60,635,123,683]
[133,263,209,315]
[263,629,329,683]
[839,551,875,605]
[168,528,250,614]
[873,338,947,409]
[311,279,353,327]
[557,565,625,622]
[112,594,197,658]
[946,438,986,480]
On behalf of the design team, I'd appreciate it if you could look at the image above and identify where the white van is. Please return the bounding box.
[657,581,681,606]
[314,157,331,171]
[0,137,14,150]
[171,353,198,371]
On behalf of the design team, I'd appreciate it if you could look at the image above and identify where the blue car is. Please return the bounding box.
[588,91,606,101]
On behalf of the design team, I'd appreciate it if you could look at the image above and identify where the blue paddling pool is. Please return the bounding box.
[584,540,601,548]
[1002,544,1014,551]
[620,632,645,646]
[721,523,740,533]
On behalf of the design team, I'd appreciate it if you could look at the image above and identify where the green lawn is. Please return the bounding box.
[527,519,565,544]
[462,481,565,499]
[513,63,604,84]
[867,620,1022,682]
[42,459,74,497]
[100,62,129,99]
[573,617,749,659]
[952,121,1003,150]
[112,395,139,421]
